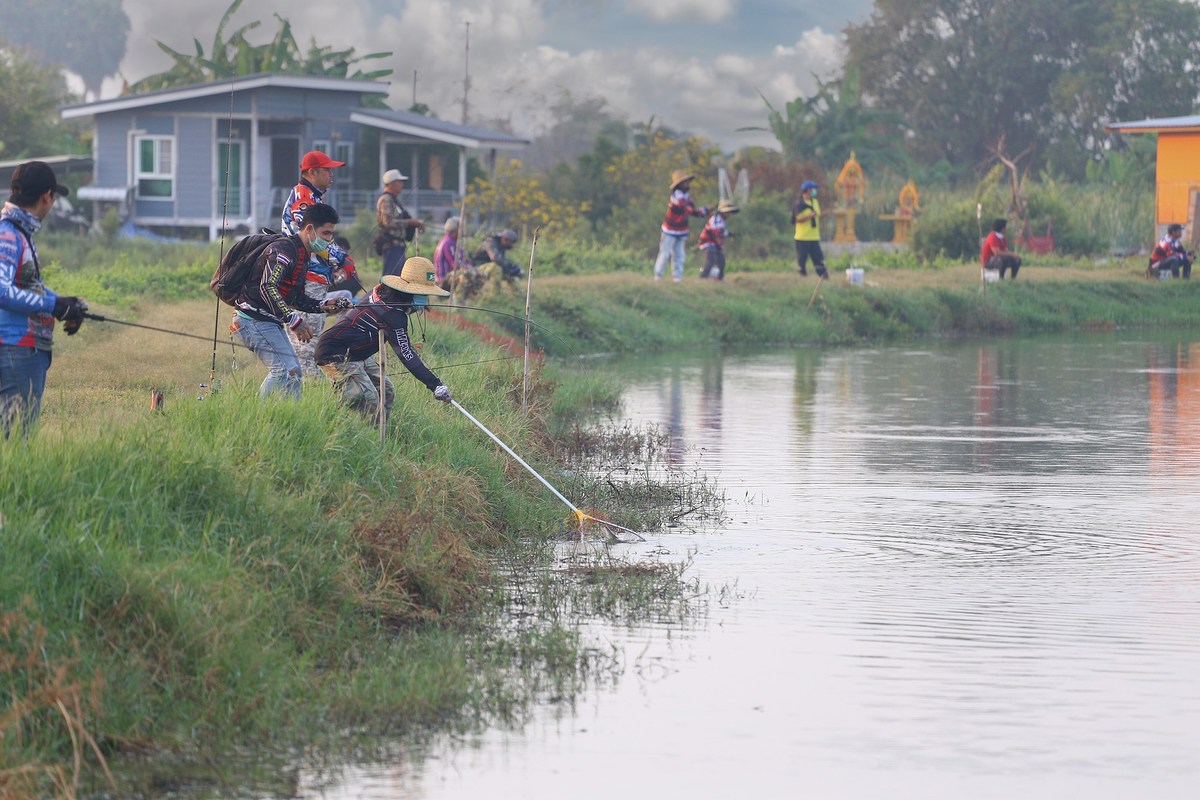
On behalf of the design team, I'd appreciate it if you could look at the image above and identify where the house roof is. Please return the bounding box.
[0,155,94,186]
[350,108,529,150]
[1105,115,1200,134]
[60,73,389,119]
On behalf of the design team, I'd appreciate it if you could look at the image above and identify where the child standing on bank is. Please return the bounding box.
[698,201,738,280]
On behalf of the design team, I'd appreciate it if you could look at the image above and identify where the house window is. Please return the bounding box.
[136,136,174,199]
[312,139,331,154]
[334,141,354,168]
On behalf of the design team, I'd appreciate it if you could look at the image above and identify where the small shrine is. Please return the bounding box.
[833,151,866,243]
[878,180,920,245]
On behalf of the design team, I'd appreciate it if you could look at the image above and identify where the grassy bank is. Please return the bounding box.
[472,261,1200,356]
[2,293,684,795]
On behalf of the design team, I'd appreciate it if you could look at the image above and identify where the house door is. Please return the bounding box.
[270,137,300,223]
[217,140,247,217]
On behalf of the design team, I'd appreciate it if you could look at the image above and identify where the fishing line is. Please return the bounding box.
[206,73,239,397]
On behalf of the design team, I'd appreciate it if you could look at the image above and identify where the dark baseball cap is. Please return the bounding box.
[11,161,70,198]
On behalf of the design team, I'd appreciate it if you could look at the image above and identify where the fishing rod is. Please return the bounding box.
[450,399,645,543]
[82,312,532,374]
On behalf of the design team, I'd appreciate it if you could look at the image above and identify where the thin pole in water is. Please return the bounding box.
[522,227,541,414]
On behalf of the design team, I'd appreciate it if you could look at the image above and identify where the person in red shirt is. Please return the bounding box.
[980,218,1021,279]
[1148,223,1192,279]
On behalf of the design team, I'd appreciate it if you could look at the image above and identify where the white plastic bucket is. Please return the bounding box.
[846,267,864,286]
[982,269,1000,284]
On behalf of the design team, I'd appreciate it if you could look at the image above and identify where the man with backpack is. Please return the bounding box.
[227,204,348,399]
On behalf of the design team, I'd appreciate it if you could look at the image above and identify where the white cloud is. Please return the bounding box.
[112,1,845,150]
[624,0,736,23]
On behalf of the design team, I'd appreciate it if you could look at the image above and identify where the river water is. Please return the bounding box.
[169,332,1200,798]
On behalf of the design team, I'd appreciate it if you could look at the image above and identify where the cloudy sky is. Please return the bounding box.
[107,0,876,150]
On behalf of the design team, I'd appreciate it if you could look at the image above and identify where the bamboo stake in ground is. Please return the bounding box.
[806,275,824,311]
[378,329,386,444]
[522,227,542,414]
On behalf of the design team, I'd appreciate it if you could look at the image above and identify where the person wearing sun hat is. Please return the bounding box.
[314,256,451,426]
[652,169,709,282]
[698,200,738,281]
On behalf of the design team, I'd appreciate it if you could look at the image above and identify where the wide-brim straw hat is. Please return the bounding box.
[670,170,695,191]
[381,257,451,297]
[717,200,739,214]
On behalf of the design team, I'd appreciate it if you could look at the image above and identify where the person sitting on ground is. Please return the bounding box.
[434,216,472,291]
[1149,223,1192,279]
[472,229,522,281]
[314,256,452,426]
[231,203,349,399]
[698,201,738,281]
[980,218,1022,280]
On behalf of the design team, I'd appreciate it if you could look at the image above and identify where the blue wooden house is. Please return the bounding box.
[61,73,528,239]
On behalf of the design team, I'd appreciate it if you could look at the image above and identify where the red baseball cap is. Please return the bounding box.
[300,150,345,170]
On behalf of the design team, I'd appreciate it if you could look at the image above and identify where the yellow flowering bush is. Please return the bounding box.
[465,159,587,237]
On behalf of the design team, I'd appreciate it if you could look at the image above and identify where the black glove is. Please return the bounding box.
[52,296,86,322]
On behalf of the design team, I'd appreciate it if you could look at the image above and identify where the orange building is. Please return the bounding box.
[1106,115,1200,236]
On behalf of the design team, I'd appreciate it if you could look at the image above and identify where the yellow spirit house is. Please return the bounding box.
[1106,115,1200,239]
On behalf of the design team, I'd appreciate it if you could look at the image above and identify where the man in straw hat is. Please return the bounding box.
[314,256,452,426]
[653,169,709,282]
[1,161,88,437]
[698,200,738,281]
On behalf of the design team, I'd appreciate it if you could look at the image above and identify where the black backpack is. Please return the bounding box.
[210,233,291,306]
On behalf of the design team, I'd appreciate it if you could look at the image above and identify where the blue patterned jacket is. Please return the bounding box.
[0,203,58,350]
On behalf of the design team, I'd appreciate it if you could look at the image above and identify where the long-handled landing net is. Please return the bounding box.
[450,399,645,543]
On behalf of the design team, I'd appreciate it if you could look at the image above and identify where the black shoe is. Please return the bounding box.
[798,267,808,276]
[816,269,829,279]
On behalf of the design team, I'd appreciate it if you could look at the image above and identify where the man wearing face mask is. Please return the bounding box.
[281,150,358,284]
[793,180,828,279]
[231,204,348,399]
[314,256,452,427]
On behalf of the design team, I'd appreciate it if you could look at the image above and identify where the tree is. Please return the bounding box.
[127,0,391,94]
[844,0,1200,176]
[0,47,80,159]
[0,0,129,100]
[742,67,910,175]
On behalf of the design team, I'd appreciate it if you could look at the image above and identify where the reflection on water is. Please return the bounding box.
[159,333,1200,799]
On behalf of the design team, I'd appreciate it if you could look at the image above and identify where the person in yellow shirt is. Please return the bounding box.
[793,180,827,279]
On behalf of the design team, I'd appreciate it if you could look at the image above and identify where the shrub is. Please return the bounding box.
[911,199,980,261]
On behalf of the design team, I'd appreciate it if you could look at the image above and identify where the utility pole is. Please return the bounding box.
[412,70,417,108]
[462,21,470,125]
